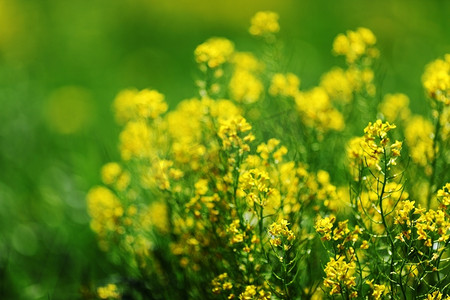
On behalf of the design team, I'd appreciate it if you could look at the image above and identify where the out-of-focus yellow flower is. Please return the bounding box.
[229,69,263,104]
[379,93,411,122]
[422,54,450,105]
[101,162,130,191]
[195,37,234,68]
[232,52,263,72]
[97,283,120,299]
[249,11,280,37]
[113,89,167,125]
[87,186,123,248]
[320,68,353,103]
[269,73,300,98]
[404,116,434,169]
[333,27,378,64]
[119,120,153,161]
[295,87,345,133]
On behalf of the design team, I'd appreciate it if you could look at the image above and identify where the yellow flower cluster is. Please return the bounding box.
[97,283,120,299]
[229,52,264,104]
[323,255,357,297]
[239,285,271,300]
[437,183,450,206]
[269,73,300,98]
[315,215,336,241]
[101,162,130,191]
[295,87,345,133]
[319,68,354,103]
[332,27,378,64]
[422,54,450,105]
[195,37,235,68]
[239,168,271,207]
[249,11,280,37]
[113,88,168,125]
[347,120,401,173]
[394,185,450,248]
[394,200,415,226]
[87,186,123,249]
[86,11,450,299]
[427,291,450,300]
[268,219,295,247]
[379,93,411,122]
[315,215,363,250]
[256,138,287,163]
[218,116,255,152]
[366,280,387,300]
[364,120,400,163]
[404,116,434,169]
[212,273,233,295]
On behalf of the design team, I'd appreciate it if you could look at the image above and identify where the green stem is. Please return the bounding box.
[378,148,406,300]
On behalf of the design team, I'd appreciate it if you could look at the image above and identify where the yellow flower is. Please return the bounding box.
[315,215,336,241]
[195,37,234,68]
[269,73,300,98]
[295,87,345,133]
[437,183,450,206]
[268,219,295,247]
[372,284,386,299]
[231,52,262,72]
[394,200,415,226]
[239,285,271,300]
[97,283,120,299]
[212,273,233,294]
[379,93,411,122]
[323,255,356,295]
[360,240,369,249]
[333,27,378,64]
[101,162,122,185]
[218,116,254,152]
[422,54,450,105]
[249,11,280,37]
[113,89,167,124]
[119,120,153,161]
[320,68,353,103]
[229,69,263,104]
[404,116,434,168]
[87,186,123,247]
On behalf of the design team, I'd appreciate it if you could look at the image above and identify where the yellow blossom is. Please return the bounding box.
[195,38,234,68]
[333,27,378,64]
[249,11,280,37]
[404,116,434,168]
[268,219,295,247]
[323,255,356,296]
[229,69,263,104]
[269,73,300,98]
[379,93,411,122]
[422,54,450,105]
[97,283,120,299]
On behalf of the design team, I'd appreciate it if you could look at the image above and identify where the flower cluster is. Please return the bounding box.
[195,37,235,69]
[332,27,379,64]
[422,54,450,105]
[86,11,450,300]
[323,255,357,297]
[249,11,280,37]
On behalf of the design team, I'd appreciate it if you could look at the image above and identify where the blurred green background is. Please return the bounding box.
[0,0,449,298]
